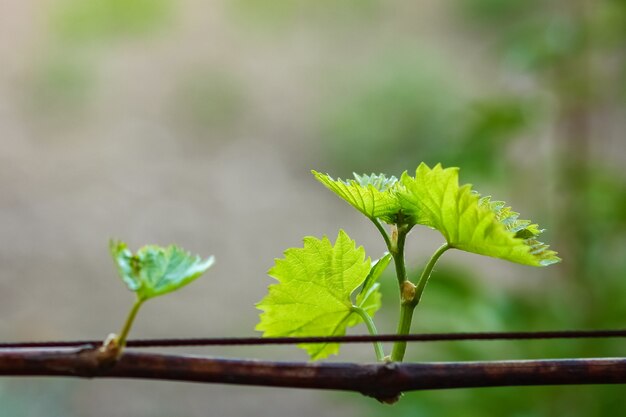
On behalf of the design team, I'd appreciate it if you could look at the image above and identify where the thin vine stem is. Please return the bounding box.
[351,306,385,362]
[390,242,451,362]
[117,298,144,348]
[389,224,410,361]
[390,225,409,287]
[390,303,414,361]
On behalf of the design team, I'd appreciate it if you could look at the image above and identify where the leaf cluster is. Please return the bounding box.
[257,163,560,361]
[315,163,559,266]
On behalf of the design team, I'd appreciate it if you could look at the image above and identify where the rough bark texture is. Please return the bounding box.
[1,347,625,403]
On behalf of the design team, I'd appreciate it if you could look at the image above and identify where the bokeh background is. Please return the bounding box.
[1,0,625,416]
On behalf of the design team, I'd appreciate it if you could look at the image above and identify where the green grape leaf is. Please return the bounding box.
[398,163,560,266]
[110,241,215,301]
[312,170,401,224]
[256,230,379,360]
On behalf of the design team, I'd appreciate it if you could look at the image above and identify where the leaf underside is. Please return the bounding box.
[312,171,401,224]
[256,230,382,360]
[110,241,215,301]
[398,163,560,266]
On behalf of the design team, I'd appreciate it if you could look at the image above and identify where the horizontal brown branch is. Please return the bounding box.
[1,347,625,403]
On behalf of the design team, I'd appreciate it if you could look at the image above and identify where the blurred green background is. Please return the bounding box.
[0,0,624,416]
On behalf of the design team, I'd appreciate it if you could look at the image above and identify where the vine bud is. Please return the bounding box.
[400,281,416,304]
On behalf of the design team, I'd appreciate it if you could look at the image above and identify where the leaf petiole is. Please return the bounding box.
[351,306,385,362]
[413,243,451,306]
[371,218,392,251]
[117,297,145,349]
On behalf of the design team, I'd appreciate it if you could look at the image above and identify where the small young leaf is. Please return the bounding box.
[256,230,381,360]
[398,163,560,266]
[357,253,392,308]
[110,241,215,301]
[347,254,391,327]
[312,171,401,224]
